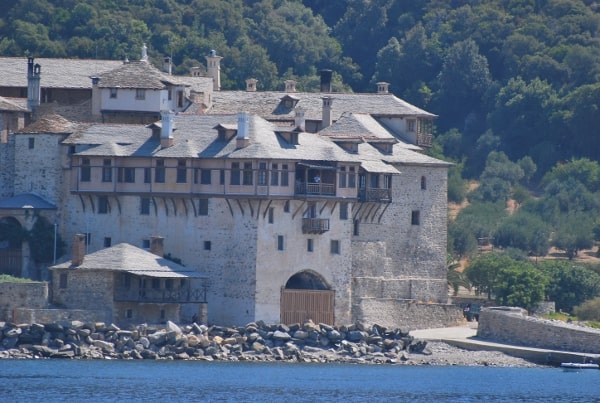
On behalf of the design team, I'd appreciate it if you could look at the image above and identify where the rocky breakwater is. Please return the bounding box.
[0,320,430,364]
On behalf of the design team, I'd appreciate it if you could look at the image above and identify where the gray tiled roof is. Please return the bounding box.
[51,242,206,278]
[0,96,27,112]
[208,91,437,121]
[65,113,449,167]
[16,113,82,134]
[0,57,123,89]
[0,193,56,210]
[96,61,188,89]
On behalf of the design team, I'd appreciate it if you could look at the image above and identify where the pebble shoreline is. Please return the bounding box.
[0,320,540,367]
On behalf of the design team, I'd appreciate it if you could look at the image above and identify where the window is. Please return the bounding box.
[59,273,68,289]
[152,278,160,289]
[348,167,356,188]
[124,274,131,289]
[160,309,165,319]
[281,164,289,186]
[28,137,34,149]
[136,88,146,100]
[81,158,91,182]
[339,202,348,220]
[140,197,151,215]
[110,88,117,98]
[407,119,416,132]
[330,240,340,254]
[271,163,279,186]
[126,309,133,319]
[118,167,135,183]
[353,219,360,236]
[155,160,165,183]
[277,235,284,251]
[104,237,112,247]
[230,162,241,185]
[176,160,187,183]
[219,169,225,185]
[102,159,112,182]
[198,198,209,216]
[165,279,173,289]
[243,162,253,185]
[204,241,211,251]
[284,200,290,213]
[85,233,91,246]
[411,210,420,225]
[200,169,212,185]
[144,168,151,183]
[339,167,347,188]
[268,207,274,223]
[384,175,392,189]
[98,196,109,214]
[421,176,427,190]
[168,89,172,101]
[142,239,150,249]
[258,162,267,185]
[305,202,316,218]
[307,238,313,252]
[177,91,184,108]
[370,174,379,189]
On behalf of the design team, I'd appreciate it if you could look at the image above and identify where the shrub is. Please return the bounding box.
[574,297,600,321]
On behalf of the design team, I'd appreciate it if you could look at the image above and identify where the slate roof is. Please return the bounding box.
[0,193,56,210]
[207,91,437,121]
[0,96,27,112]
[0,57,123,89]
[64,113,449,168]
[50,242,206,278]
[16,113,82,134]
[96,61,188,89]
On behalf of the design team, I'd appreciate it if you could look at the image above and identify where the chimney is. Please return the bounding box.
[27,57,41,112]
[377,82,390,94]
[236,112,250,149]
[160,110,174,148]
[163,57,172,75]
[294,107,305,131]
[284,80,296,93]
[141,43,148,62]
[319,69,333,93]
[150,236,165,257]
[91,77,101,116]
[71,233,87,266]
[245,78,258,92]
[321,96,333,129]
[205,50,223,91]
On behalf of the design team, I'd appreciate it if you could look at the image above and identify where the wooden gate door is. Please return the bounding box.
[0,248,22,276]
[280,289,334,325]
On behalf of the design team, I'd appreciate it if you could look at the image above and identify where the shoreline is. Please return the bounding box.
[0,319,544,367]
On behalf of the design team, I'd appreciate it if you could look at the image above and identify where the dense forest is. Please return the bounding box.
[4,0,600,311]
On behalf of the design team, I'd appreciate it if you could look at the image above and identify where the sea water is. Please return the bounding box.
[1,360,599,402]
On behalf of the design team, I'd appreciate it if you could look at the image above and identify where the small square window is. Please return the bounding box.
[204,241,211,251]
[110,88,118,98]
[136,88,146,100]
[104,237,112,247]
[277,235,284,251]
[59,273,68,289]
[201,169,212,184]
[142,239,150,249]
[411,210,420,226]
[330,240,340,255]
[307,239,313,252]
[28,137,35,149]
[126,309,133,319]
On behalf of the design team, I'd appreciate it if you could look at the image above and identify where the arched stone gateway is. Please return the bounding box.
[0,217,23,277]
[281,270,334,325]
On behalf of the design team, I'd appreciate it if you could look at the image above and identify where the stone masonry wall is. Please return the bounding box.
[13,308,109,324]
[0,282,48,322]
[0,135,15,198]
[478,307,600,353]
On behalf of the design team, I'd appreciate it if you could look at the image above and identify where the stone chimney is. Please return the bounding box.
[91,76,101,116]
[71,233,87,266]
[141,43,148,62]
[321,96,333,129]
[150,236,165,257]
[377,82,390,94]
[160,110,174,148]
[163,57,172,75]
[320,69,333,93]
[236,112,250,149]
[294,107,305,131]
[246,78,258,92]
[27,57,41,112]
[205,50,223,91]
[285,80,297,93]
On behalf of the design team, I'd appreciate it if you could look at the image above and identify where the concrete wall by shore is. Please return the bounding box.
[478,307,600,354]
[13,308,109,324]
[0,282,48,322]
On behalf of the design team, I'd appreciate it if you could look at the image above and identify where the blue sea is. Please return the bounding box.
[1,360,599,402]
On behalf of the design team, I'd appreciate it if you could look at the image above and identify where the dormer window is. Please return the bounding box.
[110,88,118,98]
[280,95,300,109]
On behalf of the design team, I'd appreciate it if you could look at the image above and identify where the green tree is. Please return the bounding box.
[27,218,65,264]
[493,262,547,312]
[551,213,595,259]
[465,252,516,299]
[540,260,600,313]
[494,211,550,257]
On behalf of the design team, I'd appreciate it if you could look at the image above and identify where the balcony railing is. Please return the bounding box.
[113,287,207,303]
[358,188,392,203]
[302,218,330,234]
[417,133,433,147]
[295,182,336,196]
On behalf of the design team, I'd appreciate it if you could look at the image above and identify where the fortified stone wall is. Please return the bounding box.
[51,269,114,316]
[352,299,464,331]
[0,135,15,198]
[13,308,109,324]
[478,307,600,353]
[0,282,49,322]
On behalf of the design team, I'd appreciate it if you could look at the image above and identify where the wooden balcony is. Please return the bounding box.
[302,218,330,234]
[358,188,392,203]
[295,182,336,196]
[113,287,207,303]
[417,133,433,147]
